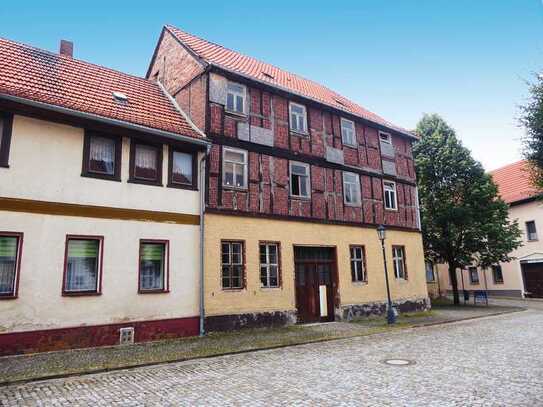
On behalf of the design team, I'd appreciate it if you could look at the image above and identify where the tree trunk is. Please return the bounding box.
[449,263,460,305]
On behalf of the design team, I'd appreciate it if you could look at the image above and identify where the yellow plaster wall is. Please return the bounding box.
[204,213,428,316]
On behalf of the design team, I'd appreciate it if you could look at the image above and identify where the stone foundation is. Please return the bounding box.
[205,310,297,332]
[341,297,430,321]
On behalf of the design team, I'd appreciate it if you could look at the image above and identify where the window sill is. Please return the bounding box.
[167,182,198,191]
[222,184,248,192]
[289,130,310,138]
[527,239,539,242]
[138,289,170,294]
[290,195,311,201]
[385,207,398,212]
[128,178,164,187]
[221,288,246,292]
[0,294,17,300]
[62,291,102,297]
[493,282,504,285]
[260,286,282,290]
[351,281,368,286]
[225,109,247,119]
[81,172,121,182]
[343,143,358,149]
[344,202,362,208]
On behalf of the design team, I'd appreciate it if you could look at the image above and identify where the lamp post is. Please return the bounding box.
[377,224,396,324]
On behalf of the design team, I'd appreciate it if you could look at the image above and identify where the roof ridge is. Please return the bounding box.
[0,36,154,86]
[489,159,528,174]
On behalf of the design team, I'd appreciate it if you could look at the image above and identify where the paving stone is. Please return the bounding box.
[1,309,542,406]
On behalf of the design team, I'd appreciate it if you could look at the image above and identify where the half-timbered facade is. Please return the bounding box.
[148,25,429,329]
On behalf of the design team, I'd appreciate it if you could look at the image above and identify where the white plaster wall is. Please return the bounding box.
[436,200,543,295]
[0,211,200,332]
[0,115,200,215]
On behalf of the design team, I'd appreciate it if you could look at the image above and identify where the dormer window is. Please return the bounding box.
[226,82,246,114]
[289,102,307,134]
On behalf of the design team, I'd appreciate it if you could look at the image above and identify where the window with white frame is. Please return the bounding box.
[289,103,307,134]
[343,172,361,206]
[341,118,356,146]
[350,246,366,282]
[290,161,311,198]
[383,181,397,210]
[392,246,407,279]
[226,82,246,114]
[379,132,391,144]
[222,147,248,189]
[260,243,280,288]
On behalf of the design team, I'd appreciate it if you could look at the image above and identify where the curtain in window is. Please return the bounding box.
[135,145,158,179]
[89,136,115,174]
[0,236,17,294]
[140,243,165,290]
[66,240,99,292]
[172,152,192,184]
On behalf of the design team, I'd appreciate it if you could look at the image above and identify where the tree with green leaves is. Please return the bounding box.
[521,74,543,187]
[414,114,522,305]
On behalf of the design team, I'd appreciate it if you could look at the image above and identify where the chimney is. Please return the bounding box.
[59,40,73,58]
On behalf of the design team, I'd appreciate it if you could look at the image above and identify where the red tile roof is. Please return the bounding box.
[489,160,540,204]
[164,25,414,139]
[0,37,205,140]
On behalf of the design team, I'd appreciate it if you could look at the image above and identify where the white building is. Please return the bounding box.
[0,38,209,355]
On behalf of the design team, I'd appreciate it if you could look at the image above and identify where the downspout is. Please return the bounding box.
[199,146,210,336]
[414,186,422,231]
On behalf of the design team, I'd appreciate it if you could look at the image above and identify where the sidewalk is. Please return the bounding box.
[0,303,524,385]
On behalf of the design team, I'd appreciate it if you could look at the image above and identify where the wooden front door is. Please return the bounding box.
[523,263,543,298]
[294,250,336,323]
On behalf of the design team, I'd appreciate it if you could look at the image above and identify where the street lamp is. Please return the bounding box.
[377,224,396,324]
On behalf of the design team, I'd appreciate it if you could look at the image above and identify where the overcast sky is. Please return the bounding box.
[2,0,542,170]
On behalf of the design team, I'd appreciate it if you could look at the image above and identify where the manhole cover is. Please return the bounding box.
[383,359,415,366]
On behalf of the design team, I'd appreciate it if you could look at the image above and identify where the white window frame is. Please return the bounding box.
[222,147,248,189]
[343,171,361,206]
[383,180,398,211]
[379,131,392,144]
[226,81,247,115]
[392,246,407,280]
[341,118,356,147]
[289,161,311,198]
[289,102,308,134]
[260,242,280,288]
[350,246,366,283]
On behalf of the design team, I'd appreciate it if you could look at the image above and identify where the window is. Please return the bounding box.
[169,149,195,189]
[130,141,163,185]
[63,236,103,295]
[139,240,168,293]
[343,172,361,206]
[82,132,121,180]
[260,242,280,288]
[223,147,248,189]
[379,132,391,144]
[350,246,367,282]
[392,246,407,279]
[226,82,246,114]
[221,241,244,289]
[341,118,356,147]
[0,233,22,298]
[290,161,311,198]
[289,103,307,134]
[526,221,538,241]
[492,265,504,284]
[468,266,479,284]
[0,113,13,167]
[425,260,435,282]
[383,181,397,210]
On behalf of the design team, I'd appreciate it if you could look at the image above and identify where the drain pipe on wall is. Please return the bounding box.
[199,147,210,337]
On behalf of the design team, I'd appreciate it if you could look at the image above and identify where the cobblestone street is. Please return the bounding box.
[1,309,543,406]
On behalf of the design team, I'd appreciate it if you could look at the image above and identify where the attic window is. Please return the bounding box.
[113,92,128,103]
[262,72,274,80]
